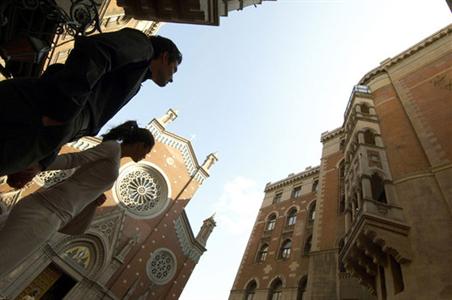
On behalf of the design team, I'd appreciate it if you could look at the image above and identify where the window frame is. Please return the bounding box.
[279,239,292,260]
[273,192,283,204]
[266,214,277,231]
[292,186,302,198]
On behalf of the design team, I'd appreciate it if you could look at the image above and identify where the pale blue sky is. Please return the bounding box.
[106,1,451,299]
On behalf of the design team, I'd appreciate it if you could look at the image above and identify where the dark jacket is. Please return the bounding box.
[38,27,154,134]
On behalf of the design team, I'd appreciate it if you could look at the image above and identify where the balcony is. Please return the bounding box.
[340,199,411,294]
[0,0,101,78]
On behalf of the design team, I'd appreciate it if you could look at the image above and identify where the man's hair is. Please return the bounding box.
[150,35,182,64]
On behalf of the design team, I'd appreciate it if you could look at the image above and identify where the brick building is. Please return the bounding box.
[0,0,272,79]
[229,23,452,300]
[0,109,218,299]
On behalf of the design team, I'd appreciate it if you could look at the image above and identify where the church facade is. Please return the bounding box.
[229,24,452,300]
[0,109,218,299]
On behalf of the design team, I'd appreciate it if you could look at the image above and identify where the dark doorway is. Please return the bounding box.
[16,263,77,300]
[41,271,76,300]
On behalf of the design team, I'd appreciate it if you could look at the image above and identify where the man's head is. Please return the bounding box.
[149,35,182,87]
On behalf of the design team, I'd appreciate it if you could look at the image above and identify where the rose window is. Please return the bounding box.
[113,163,169,218]
[146,248,177,285]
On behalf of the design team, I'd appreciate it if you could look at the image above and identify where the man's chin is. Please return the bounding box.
[152,79,167,87]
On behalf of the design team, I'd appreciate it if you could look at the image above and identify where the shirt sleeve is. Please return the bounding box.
[38,28,154,122]
[45,141,119,170]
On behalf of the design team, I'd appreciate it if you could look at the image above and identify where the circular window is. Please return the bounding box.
[146,248,177,285]
[113,163,169,218]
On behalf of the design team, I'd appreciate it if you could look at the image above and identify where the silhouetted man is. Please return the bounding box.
[0,28,182,187]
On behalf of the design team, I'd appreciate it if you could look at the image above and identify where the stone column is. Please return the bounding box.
[345,208,352,232]
[361,177,372,201]
[357,132,365,144]
[351,200,357,220]
[357,190,363,209]
[375,135,384,147]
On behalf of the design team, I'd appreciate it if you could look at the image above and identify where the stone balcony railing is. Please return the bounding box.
[360,199,405,224]
[340,199,412,294]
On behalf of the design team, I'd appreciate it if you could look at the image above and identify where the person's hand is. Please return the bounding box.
[95,193,107,206]
[41,116,64,126]
[7,164,42,189]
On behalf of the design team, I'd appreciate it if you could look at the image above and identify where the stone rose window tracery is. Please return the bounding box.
[113,163,169,218]
[34,169,76,188]
[146,248,177,285]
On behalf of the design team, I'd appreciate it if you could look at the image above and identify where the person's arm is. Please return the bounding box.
[7,150,58,189]
[38,28,154,122]
[46,141,118,170]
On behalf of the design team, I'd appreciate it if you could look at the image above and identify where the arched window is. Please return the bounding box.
[303,235,312,255]
[279,239,292,259]
[370,173,387,203]
[287,208,297,226]
[361,103,370,114]
[363,130,376,145]
[268,278,283,300]
[266,214,276,231]
[308,202,316,223]
[245,280,257,300]
[312,180,319,193]
[297,276,307,300]
[257,244,269,262]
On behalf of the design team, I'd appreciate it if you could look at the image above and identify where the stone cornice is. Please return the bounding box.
[320,127,344,143]
[147,119,208,184]
[265,166,320,192]
[358,24,452,85]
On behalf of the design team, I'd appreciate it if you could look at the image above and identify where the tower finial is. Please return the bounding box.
[157,108,178,128]
[202,152,218,172]
[196,214,217,246]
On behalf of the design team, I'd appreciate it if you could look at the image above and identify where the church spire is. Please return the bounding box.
[196,213,216,247]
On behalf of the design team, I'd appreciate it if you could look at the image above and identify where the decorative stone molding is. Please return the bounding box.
[34,169,76,188]
[340,208,412,294]
[89,208,126,263]
[359,24,452,85]
[147,120,209,184]
[174,215,204,263]
[0,190,22,212]
[68,136,100,151]
[265,166,320,192]
[56,234,108,277]
[321,127,345,143]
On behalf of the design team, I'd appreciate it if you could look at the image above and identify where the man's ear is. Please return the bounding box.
[162,51,169,64]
